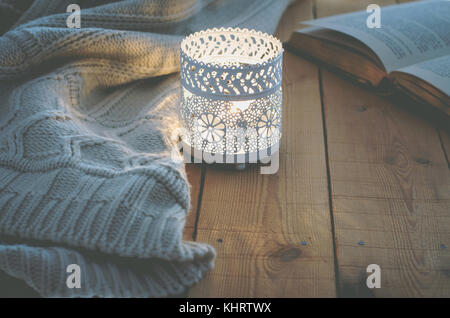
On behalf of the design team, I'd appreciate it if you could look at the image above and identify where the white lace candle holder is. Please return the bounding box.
[180,27,283,164]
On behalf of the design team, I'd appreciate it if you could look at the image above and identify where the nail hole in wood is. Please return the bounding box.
[415,157,430,165]
[356,105,367,112]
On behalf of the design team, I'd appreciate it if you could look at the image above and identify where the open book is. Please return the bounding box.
[287,0,450,116]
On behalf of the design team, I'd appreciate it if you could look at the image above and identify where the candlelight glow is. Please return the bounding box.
[231,100,252,113]
[180,28,283,163]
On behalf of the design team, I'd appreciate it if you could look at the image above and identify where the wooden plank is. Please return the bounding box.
[321,69,450,297]
[184,0,312,243]
[188,0,337,295]
[315,0,450,297]
[188,50,336,297]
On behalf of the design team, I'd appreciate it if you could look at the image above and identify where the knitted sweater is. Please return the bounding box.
[0,0,292,297]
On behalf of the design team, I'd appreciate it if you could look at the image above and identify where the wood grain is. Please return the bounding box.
[321,69,450,297]
[183,0,313,243]
[315,0,450,297]
[188,50,336,297]
[184,0,450,298]
[1,0,446,299]
[187,0,337,296]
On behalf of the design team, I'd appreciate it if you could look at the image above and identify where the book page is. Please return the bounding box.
[398,55,450,96]
[303,0,450,72]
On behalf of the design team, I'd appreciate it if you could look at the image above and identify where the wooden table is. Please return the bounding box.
[0,0,447,299]
[183,0,450,297]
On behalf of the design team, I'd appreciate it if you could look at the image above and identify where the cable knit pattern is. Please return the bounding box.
[0,0,292,297]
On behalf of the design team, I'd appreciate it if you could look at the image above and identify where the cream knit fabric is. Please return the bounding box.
[0,0,292,297]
